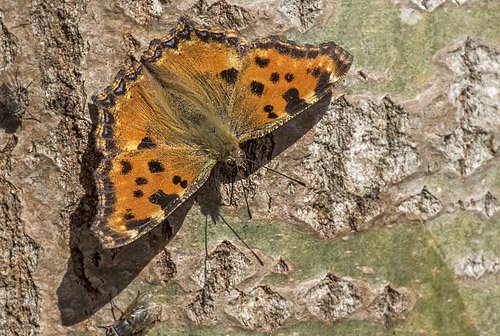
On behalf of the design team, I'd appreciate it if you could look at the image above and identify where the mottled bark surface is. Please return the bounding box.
[0,0,499,335]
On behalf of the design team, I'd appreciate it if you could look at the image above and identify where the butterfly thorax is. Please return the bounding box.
[184,110,240,164]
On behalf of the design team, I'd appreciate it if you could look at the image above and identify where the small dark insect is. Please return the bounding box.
[100,292,162,336]
[0,69,38,132]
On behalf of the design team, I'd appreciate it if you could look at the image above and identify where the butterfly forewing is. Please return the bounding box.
[230,38,353,142]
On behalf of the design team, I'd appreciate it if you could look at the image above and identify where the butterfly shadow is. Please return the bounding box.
[196,93,333,226]
[56,102,195,326]
[234,93,332,181]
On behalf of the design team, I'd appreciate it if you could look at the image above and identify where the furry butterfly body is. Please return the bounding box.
[92,17,353,248]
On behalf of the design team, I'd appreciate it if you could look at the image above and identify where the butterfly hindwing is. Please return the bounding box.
[93,146,215,248]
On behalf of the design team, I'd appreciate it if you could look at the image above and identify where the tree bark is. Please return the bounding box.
[1,0,499,335]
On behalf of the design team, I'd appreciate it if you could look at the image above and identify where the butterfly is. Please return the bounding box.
[92,17,353,248]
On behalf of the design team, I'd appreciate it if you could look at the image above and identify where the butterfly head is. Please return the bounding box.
[223,148,246,169]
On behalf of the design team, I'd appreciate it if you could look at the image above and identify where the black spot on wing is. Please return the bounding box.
[250,81,264,96]
[172,175,188,189]
[282,88,306,115]
[268,112,278,119]
[270,72,279,83]
[135,177,148,185]
[148,160,165,173]
[310,67,321,78]
[255,56,270,68]
[124,209,135,220]
[138,137,156,149]
[220,68,239,85]
[263,105,277,119]
[285,73,294,82]
[149,190,180,211]
[133,190,143,198]
[120,160,132,174]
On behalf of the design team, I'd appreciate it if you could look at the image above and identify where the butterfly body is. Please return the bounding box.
[92,17,352,248]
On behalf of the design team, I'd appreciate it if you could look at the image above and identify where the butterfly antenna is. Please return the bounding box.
[246,158,307,187]
[218,214,264,266]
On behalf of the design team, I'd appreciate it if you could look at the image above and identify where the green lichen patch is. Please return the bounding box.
[459,280,500,336]
[181,205,476,334]
[427,213,500,261]
[287,1,500,98]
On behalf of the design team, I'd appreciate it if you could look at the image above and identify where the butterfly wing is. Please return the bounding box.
[230,37,353,142]
[139,17,247,132]
[93,145,214,248]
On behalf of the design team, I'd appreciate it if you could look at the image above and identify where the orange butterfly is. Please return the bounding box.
[92,17,353,248]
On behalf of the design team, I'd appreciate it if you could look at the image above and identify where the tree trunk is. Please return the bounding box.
[1,0,499,335]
